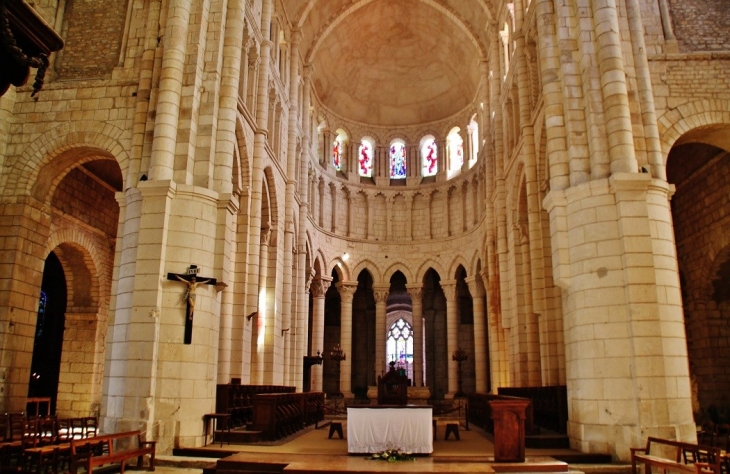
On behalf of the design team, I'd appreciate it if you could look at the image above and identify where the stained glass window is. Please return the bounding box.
[447,128,463,178]
[332,138,343,171]
[358,139,373,177]
[390,142,406,179]
[421,137,438,177]
[386,318,413,376]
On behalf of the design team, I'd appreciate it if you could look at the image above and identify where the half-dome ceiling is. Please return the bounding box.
[298,0,485,127]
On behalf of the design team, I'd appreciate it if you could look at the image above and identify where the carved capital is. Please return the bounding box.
[373,284,390,304]
[439,280,458,300]
[336,282,358,302]
[311,276,332,297]
[405,284,423,301]
[465,275,485,298]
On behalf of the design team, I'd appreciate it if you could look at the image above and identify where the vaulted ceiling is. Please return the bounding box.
[282,0,495,127]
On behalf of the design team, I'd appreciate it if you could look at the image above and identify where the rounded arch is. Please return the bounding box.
[3,121,130,202]
[44,228,110,313]
[658,99,730,157]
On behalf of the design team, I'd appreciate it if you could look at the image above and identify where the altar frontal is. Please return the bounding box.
[346,405,433,454]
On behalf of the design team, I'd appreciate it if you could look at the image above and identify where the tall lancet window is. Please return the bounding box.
[358,139,374,177]
[421,136,438,177]
[469,116,479,168]
[332,138,343,171]
[386,318,414,380]
[390,141,406,179]
[447,127,463,178]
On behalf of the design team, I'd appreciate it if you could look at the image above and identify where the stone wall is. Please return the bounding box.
[668,0,730,52]
[56,0,128,79]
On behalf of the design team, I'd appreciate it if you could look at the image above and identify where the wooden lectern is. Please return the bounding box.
[377,361,408,405]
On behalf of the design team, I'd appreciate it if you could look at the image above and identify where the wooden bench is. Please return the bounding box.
[69,430,156,474]
[630,437,722,474]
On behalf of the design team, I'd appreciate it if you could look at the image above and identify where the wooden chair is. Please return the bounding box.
[84,417,98,438]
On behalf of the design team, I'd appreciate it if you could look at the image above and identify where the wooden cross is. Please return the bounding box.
[167,265,216,344]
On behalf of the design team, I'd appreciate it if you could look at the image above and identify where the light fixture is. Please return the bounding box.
[342,252,349,262]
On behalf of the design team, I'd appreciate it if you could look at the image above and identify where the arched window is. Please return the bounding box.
[386,318,413,378]
[332,130,348,172]
[447,127,463,178]
[420,136,438,177]
[358,139,374,177]
[469,116,479,168]
[390,141,406,179]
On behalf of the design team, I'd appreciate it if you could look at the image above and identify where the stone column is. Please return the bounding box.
[148,0,191,180]
[251,227,271,384]
[465,276,487,393]
[373,284,390,380]
[406,284,424,387]
[310,276,331,392]
[294,65,313,390]
[440,280,458,398]
[337,282,357,398]
[594,0,637,174]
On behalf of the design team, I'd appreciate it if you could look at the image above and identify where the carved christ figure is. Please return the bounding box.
[167,267,217,344]
[174,274,212,322]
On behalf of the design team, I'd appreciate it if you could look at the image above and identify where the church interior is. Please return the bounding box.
[1,0,730,470]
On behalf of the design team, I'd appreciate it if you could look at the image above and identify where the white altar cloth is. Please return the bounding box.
[347,405,433,454]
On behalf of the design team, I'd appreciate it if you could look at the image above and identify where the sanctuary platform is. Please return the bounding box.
[172,419,616,474]
[212,451,570,473]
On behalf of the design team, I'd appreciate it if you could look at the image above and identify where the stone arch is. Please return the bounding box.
[3,121,130,202]
[234,117,253,194]
[45,227,110,315]
[447,255,472,280]
[658,99,730,157]
[351,259,382,283]
[382,263,414,284]
[328,258,350,281]
[415,260,446,283]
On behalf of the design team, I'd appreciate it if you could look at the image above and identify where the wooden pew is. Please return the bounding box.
[69,430,156,474]
[630,437,722,474]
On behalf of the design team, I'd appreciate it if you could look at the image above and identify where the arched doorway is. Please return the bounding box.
[667,131,730,419]
[28,252,67,415]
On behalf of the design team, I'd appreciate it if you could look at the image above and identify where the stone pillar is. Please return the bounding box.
[560,174,695,459]
[294,65,313,391]
[280,30,302,385]
[337,282,357,398]
[406,284,424,387]
[148,0,191,181]
[373,284,389,380]
[466,276,487,392]
[440,280,458,398]
[593,0,637,175]
[310,276,331,392]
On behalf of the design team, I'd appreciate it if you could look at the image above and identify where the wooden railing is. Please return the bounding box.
[216,384,296,427]
[497,385,568,434]
[250,392,324,440]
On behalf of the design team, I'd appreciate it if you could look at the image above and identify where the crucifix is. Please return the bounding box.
[167,265,216,344]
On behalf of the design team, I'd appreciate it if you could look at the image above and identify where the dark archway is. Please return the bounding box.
[29,251,67,414]
[351,270,375,399]
[423,268,446,399]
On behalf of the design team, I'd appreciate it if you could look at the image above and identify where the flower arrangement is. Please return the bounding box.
[369,448,416,462]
